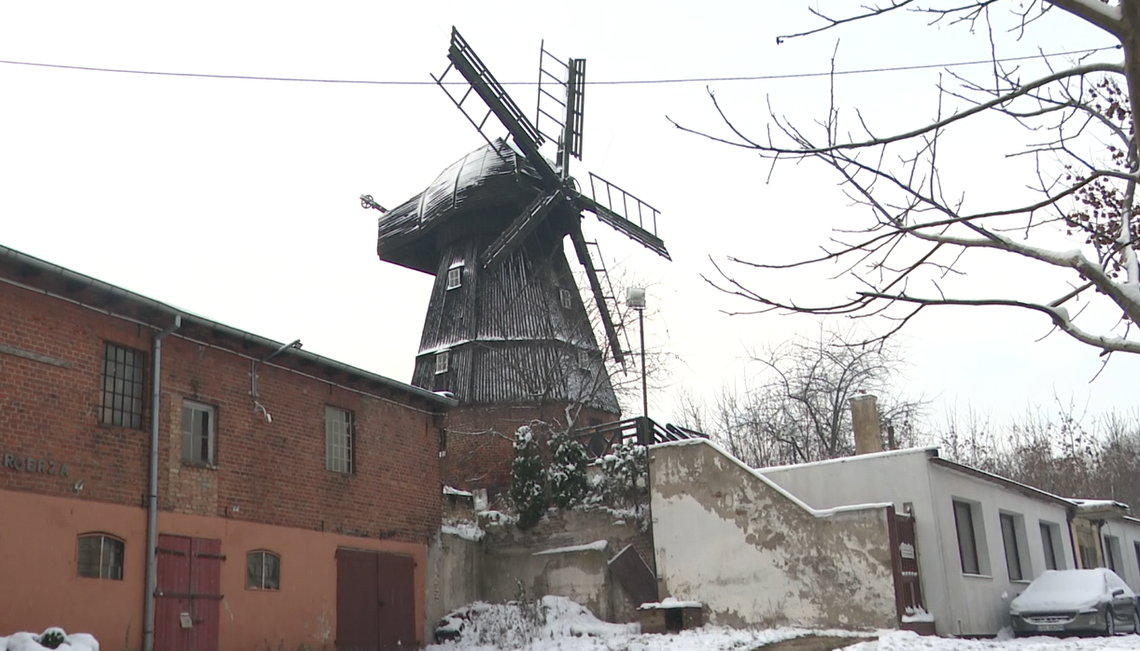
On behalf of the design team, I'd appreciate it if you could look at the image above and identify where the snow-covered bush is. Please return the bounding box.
[0,628,99,651]
[595,442,647,507]
[510,424,547,530]
[549,429,588,508]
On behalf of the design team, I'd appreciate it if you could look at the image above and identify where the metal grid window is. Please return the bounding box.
[77,533,124,580]
[182,400,216,465]
[325,406,353,474]
[100,343,145,428]
[246,550,281,590]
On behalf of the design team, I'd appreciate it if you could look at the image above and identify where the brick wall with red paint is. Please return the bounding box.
[0,279,443,544]
[442,403,618,496]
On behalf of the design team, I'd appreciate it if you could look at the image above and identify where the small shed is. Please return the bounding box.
[637,599,703,634]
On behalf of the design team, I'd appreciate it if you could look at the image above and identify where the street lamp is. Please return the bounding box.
[626,287,647,418]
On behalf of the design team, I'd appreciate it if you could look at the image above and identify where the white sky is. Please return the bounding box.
[1,1,1133,429]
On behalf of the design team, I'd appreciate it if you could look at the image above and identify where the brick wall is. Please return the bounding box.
[442,403,618,496]
[0,279,443,544]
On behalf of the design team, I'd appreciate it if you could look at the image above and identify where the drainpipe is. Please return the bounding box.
[144,316,181,651]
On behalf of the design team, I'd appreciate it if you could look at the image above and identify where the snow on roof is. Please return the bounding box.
[532,540,608,556]
[755,446,938,474]
[638,597,703,610]
[443,485,473,498]
[651,438,893,518]
[441,520,485,542]
[1069,498,1130,511]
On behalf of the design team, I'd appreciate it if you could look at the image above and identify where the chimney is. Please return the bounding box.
[850,394,884,455]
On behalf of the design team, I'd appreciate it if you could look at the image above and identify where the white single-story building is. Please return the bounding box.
[758,446,1140,636]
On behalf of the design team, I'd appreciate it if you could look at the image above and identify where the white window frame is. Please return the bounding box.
[578,348,591,369]
[182,400,216,466]
[559,288,573,309]
[325,406,353,474]
[77,533,125,580]
[446,264,463,290]
[435,351,449,374]
[246,550,281,590]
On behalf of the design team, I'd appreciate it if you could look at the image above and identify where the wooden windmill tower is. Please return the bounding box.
[364,28,669,491]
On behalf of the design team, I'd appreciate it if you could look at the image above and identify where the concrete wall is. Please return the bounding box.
[426,531,482,640]
[477,508,652,623]
[650,440,897,630]
[1101,518,1140,592]
[760,448,1078,636]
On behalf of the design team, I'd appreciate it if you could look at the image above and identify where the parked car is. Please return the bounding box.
[1010,568,1139,637]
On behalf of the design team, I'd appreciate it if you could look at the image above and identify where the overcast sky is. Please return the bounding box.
[1,2,1130,430]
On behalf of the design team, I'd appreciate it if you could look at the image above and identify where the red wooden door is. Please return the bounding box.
[889,510,934,635]
[336,549,416,651]
[155,535,223,651]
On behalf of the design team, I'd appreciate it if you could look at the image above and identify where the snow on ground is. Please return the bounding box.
[426,597,1140,651]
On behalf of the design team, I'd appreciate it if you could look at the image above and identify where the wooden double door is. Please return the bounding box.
[154,535,223,651]
[335,548,417,651]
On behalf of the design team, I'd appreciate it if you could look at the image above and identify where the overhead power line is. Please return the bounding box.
[0,45,1119,87]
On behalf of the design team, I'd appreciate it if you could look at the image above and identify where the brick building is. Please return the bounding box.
[0,244,455,650]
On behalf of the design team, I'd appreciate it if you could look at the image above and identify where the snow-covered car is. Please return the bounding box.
[1010,568,1139,637]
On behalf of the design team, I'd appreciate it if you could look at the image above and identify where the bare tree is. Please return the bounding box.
[937,396,1140,508]
[683,325,927,467]
[673,1,1140,361]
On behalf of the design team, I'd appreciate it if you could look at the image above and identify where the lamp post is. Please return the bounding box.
[626,287,647,418]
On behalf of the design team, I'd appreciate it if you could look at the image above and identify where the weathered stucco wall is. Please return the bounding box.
[649,441,897,630]
[480,508,651,622]
[425,531,483,640]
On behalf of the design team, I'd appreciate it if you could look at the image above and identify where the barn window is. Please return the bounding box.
[246,550,280,590]
[182,400,216,466]
[100,343,145,428]
[435,351,449,374]
[325,406,353,474]
[446,264,463,290]
[77,533,124,580]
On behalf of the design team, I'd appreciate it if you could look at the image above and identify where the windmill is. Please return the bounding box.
[365,27,669,426]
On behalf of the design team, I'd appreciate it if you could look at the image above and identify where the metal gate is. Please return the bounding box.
[154,535,223,651]
[888,508,934,635]
[335,549,416,651]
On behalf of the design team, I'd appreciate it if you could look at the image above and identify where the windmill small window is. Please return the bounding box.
[435,350,450,374]
[577,348,591,370]
[559,288,573,309]
[446,262,463,290]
